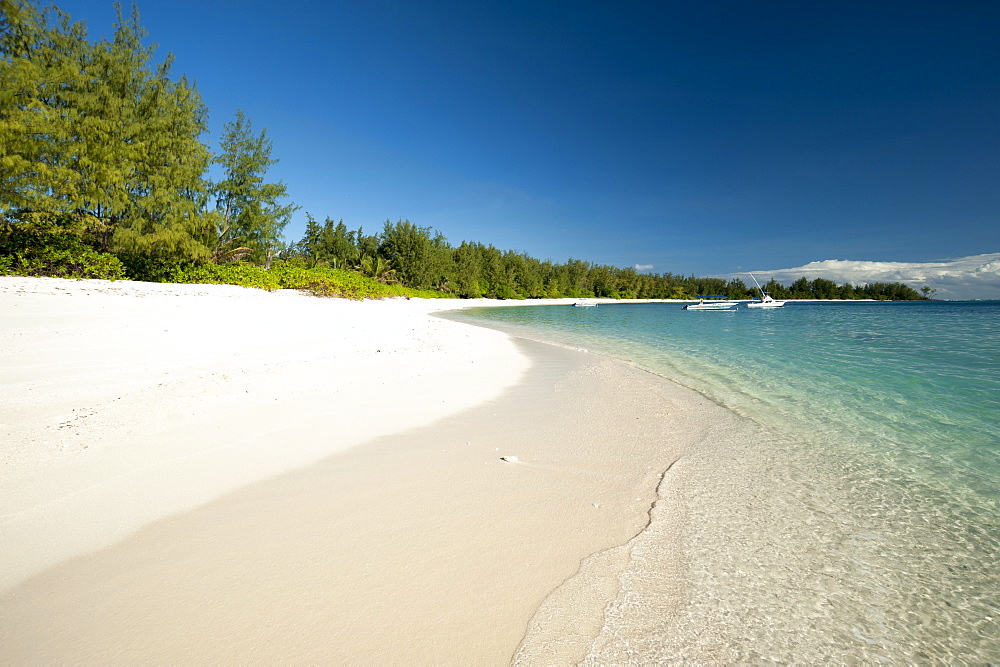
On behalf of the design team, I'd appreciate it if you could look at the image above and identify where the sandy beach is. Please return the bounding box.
[0,277,706,663]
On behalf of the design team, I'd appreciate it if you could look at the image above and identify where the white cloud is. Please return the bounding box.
[634,264,654,271]
[740,254,1000,300]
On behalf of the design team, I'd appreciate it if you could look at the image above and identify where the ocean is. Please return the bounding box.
[448,300,999,662]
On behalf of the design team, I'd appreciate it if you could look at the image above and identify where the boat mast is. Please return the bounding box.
[749,272,766,298]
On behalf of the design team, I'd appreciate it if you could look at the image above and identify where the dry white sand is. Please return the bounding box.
[0,277,539,592]
[0,277,699,663]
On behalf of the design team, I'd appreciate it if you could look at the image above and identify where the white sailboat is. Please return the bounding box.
[745,273,786,308]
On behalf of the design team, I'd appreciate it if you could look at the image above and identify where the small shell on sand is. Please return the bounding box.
[499,456,519,462]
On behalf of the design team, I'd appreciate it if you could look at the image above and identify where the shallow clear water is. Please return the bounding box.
[450,301,1000,661]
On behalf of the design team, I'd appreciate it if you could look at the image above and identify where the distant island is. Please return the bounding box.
[0,1,926,302]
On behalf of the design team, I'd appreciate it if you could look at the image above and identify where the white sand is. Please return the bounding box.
[0,277,543,592]
[0,277,699,662]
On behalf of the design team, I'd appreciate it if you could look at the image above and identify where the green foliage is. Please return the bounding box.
[358,254,396,283]
[378,219,450,289]
[1,0,214,264]
[856,281,926,301]
[153,260,445,300]
[212,110,297,265]
[448,241,485,297]
[1,2,90,218]
[0,226,126,279]
[100,7,213,261]
[756,278,927,301]
[296,213,363,268]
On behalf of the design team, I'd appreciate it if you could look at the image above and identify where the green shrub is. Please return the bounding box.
[0,231,456,300]
[150,260,454,300]
[0,233,126,280]
[173,263,284,290]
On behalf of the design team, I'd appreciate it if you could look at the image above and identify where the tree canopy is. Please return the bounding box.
[211,110,296,266]
[1,0,294,278]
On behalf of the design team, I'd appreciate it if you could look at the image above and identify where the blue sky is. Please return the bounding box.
[54,0,999,296]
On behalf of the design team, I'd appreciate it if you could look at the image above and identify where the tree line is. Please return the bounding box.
[1,1,927,301]
[286,217,928,301]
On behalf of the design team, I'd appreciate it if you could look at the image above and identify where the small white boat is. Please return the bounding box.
[684,299,738,310]
[746,293,785,308]
[745,273,786,308]
[573,301,598,307]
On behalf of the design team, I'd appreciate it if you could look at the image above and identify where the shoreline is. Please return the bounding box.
[0,277,728,662]
[1,338,718,662]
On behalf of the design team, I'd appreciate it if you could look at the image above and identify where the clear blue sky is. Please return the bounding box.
[54,0,999,293]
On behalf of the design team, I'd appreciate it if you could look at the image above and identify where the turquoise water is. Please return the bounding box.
[451,301,1000,661]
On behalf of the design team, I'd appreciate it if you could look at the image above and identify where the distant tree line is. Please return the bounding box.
[286,217,928,301]
[1,1,927,301]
